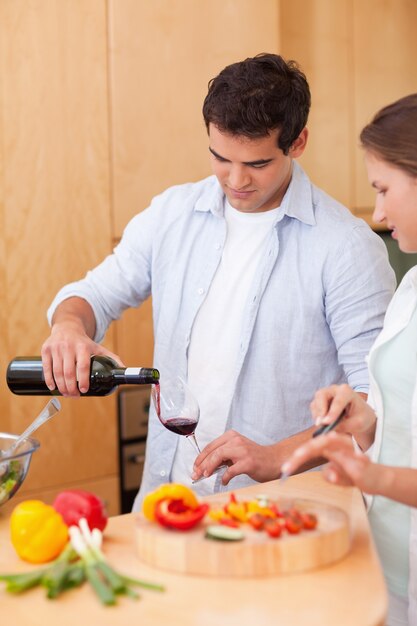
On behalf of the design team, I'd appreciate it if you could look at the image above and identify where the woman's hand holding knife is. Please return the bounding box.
[280,384,378,482]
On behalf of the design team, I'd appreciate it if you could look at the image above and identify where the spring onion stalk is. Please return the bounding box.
[0,517,165,605]
[69,518,165,604]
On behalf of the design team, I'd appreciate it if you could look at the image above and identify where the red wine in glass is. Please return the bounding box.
[163,417,199,436]
[151,378,201,453]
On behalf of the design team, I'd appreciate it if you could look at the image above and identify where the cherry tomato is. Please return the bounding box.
[248,513,265,531]
[264,519,282,538]
[300,512,318,530]
[284,513,303,534]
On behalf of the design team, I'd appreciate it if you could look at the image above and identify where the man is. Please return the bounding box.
[42,54,395,510]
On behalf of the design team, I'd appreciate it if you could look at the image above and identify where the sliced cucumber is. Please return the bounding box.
[205,525,245,542]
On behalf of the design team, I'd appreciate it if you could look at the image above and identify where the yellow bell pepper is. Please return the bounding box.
[246,500,276,518]
[208,508,227,522]
[142,483,198,521]
[10,500,69,564]
[226,502,249,523]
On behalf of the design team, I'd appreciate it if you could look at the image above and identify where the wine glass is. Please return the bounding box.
[151,376,201,454]
[151,376,227,481]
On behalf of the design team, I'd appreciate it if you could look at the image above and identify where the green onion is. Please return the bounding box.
[0,517,165,605]
[0,569,45,593]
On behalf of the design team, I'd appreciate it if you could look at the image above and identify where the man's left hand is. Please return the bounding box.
[191,430,281,485]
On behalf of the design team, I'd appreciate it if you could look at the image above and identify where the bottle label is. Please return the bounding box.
[125,367,143,378]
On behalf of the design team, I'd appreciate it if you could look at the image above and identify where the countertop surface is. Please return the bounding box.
[0,472,387,625]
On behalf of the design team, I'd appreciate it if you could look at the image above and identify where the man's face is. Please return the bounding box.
[208,124,307,213]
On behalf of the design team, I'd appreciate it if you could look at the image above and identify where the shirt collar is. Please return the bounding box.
[279,161,316,226]
[193,161,316,226]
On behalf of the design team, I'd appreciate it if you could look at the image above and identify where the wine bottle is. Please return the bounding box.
[6,355,160,396]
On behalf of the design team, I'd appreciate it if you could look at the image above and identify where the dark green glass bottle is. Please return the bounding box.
[6,355,159,396]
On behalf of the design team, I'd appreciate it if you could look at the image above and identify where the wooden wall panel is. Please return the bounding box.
[108,0,280,236]
[352,0,417,212]
[0,1,119,506]
[280,0,353,208]
[0,17,9,439]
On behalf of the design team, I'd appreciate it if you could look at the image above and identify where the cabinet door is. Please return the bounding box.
[108,0,281,236]
[280,0,354,208]
[352,0,417,214]
[0,1,119,509]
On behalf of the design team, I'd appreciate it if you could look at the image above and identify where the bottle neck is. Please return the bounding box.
[112,369,129,382]
[111,367,158,385]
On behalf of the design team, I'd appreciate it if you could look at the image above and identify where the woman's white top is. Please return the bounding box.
[368,303,416,596]
[366,265,417,625]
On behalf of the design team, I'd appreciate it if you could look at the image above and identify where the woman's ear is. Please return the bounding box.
[289,128,308,158]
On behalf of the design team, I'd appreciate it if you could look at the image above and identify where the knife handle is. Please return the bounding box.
[312,409,347,438]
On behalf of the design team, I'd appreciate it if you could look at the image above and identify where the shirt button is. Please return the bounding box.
[160,470,166,477]
[215,243,222,250]
[197,288,205,295]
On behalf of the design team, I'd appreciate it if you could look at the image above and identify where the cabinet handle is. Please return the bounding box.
[127,453,145,464]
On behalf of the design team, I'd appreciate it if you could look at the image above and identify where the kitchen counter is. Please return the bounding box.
[0,473,387,625]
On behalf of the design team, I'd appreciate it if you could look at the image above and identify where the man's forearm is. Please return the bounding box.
[51,296,97,339]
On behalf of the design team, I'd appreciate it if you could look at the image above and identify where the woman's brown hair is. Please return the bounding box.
[360,93,417,177]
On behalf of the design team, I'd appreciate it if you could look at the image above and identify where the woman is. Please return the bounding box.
[281,93,417,626]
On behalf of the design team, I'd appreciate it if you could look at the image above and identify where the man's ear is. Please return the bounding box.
[289,128,308,158]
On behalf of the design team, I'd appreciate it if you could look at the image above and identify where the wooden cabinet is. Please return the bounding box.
[280,0,417,226]
[107,0,280,234]
[0,1,119,511]
[280,0,354,208]
[352,0,417,217]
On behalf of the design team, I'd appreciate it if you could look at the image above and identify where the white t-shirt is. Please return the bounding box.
[171,199,280,494]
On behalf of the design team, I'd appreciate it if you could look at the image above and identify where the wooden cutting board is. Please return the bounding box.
[135,496,351,577]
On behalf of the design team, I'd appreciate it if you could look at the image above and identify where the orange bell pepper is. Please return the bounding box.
[142,484,198,521]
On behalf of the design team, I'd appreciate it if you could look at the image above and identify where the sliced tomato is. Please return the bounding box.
[218,517,240,528]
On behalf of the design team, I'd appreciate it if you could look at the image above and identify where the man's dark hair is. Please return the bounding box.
[202,53,311,155]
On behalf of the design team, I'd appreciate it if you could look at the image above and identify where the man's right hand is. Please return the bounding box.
[41,298,123,396]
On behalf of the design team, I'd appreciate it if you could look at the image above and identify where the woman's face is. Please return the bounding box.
[365,151,417,253]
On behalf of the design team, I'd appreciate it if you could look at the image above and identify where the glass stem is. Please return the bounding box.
[186,433,201,454]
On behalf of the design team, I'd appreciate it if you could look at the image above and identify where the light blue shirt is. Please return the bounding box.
[47,163,396,509]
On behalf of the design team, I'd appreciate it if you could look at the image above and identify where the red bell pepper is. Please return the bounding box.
[52,489,108,532]
[154,498,209,531]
